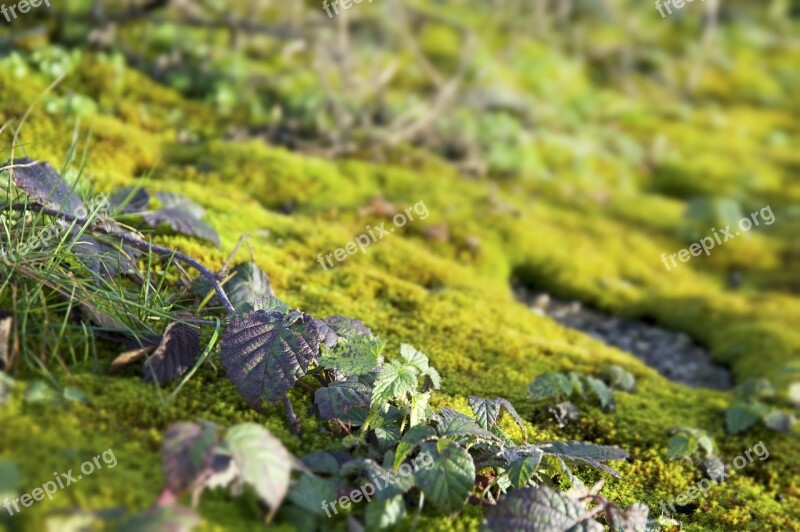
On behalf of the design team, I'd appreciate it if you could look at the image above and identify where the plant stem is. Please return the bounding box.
[282,393,300,436]
[8,203,237,315]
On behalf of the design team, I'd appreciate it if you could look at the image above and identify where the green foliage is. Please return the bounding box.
[529,367,636,416]
[724,378,799,435]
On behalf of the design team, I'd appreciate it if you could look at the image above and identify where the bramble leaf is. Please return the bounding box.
[225,262,276,312]
[536,440,628,477]
[469,396,501,430]
[225,423,292,518]
[160,421,219,492]
[484,485,603,532]
[437,408,497,440]
[415,439,475,514]
[584,376,614,410]
[144,322,201,383]
[320,334,383,376]
[110,186,150,214]
[143,207,220,247]
[506,449,543,489]
[4,157,83,214]
[365,495,406,530]
[220,310,322,407]
[529,372,572,401]
[371,360,418,407]
[314,381,371,426]
[287,474,339,515]
[410,391,432,427]
[725,403,765,435]
[667,434,696,460]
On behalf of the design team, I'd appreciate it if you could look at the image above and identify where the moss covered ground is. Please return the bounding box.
[1,2,799,530]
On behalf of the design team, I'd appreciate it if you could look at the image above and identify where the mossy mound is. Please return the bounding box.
[1,20,799,531]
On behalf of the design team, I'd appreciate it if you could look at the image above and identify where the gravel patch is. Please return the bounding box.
[516,288,733,390]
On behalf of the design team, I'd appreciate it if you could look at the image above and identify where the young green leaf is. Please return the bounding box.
[400,344,441,391]
[143,322,201,383]
[584,376,614,410]
[220,310,322,407]
[484,485,603,532]
[414,439,476,514]
[528,372,572,401]
[667,434,696,460]
[225,423,292,519]
[506,449,543,489]
[410,391,432,427]
[725,403,765,435]
[320,334,383,376]
[394,425,438,469]
[371,360,418,407]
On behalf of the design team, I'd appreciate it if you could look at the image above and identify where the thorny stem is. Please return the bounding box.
[282,393,300,436]
[8,203,237,315]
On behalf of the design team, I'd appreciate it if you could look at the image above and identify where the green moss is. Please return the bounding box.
[0,39,798,530]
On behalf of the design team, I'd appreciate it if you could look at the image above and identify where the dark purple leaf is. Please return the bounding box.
[314,381,371,426]
[3,157,83,214]
[110,186,150,214]
[142,208,220,248]
[314,315,372,349]
[144,322,201,383]
[160,421,220,493]
[220,310,322,407]
[155,193,205,218]
[485,486,602,531]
